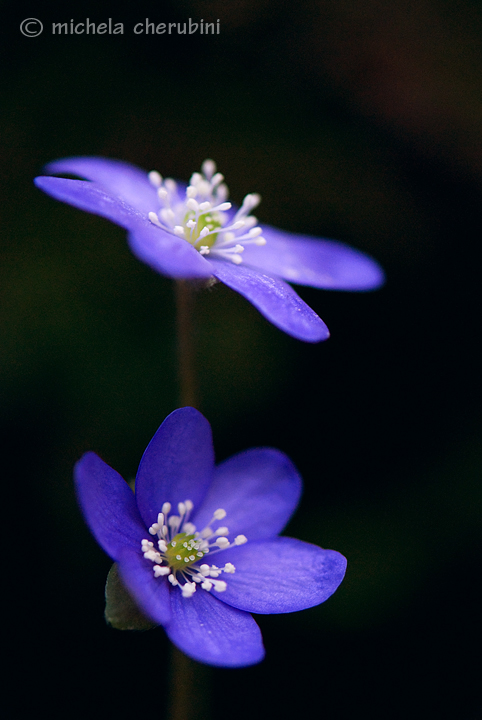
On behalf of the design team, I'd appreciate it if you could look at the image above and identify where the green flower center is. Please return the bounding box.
[165,532,206,572]
[184,210,222,249]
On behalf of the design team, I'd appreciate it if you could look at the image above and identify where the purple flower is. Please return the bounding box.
[35,157,384,342]
[75,406,347,667]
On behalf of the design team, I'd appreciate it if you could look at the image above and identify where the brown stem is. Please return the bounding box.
[175,280,198,409]
[168,647,212,720]
[169,280,211,720]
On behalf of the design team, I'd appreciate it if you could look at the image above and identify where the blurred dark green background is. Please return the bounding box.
[3,0,482,718]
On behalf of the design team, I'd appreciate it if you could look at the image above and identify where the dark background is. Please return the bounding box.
[3,0,482,718]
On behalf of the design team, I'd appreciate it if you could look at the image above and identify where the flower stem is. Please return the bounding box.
[168,647,212,720]
[175,280,197,408]
[170,280,210,720]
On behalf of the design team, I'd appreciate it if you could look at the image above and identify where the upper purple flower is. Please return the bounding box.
[35,157,384,342]
[75,406,347,667]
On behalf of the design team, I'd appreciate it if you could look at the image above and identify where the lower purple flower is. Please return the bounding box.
[75,406,347,667]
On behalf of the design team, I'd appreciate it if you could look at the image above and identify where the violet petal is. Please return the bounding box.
[210,260,330,342]
[35,176,211,278]
[192,448,301,540]
[135,408,215,529]
[218,538,347,613]
[242,225,385,290]
[44,156,159,214]
[117,547,172,626]
[166,587,265,667]
[74,452,147,559]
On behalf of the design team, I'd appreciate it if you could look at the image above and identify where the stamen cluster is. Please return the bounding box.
[141,499,247,598]
[147,159,266,264]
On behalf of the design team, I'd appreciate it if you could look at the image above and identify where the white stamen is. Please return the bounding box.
[234,535,248,545]
[164,178,177,193]
[148,212,162,228]
[216,183,228,201]
[211,172,224,187]
[141,499,245,599]
[201,159,216,179]
[146,161,266,263]
[148,171,163,187]
[160,208,175,225]
[230,220,245,231]
[212,580,227,592]
[153,566,170,577]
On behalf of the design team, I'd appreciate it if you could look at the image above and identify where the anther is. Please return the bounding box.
[148,212,162,228]
[153,566,170,577]
[164,179,177,193]
[148,171,162,187]
[202,159,216,179]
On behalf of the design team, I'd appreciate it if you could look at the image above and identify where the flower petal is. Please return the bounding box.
[116,548,171,626]
[126,226,212,279]
[242,226,385,290]
[210,260,330,343]
[74,452,147,559]
[44,156,159,214]
[35,176,147,229]
[166,586,264,667]
[193,448,301,540]
[135,408,215,529]
[216,538,347,614]
[35,177,212,278]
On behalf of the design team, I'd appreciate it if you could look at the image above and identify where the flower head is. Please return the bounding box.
[75,407,347,667]
[35,157,384,342]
